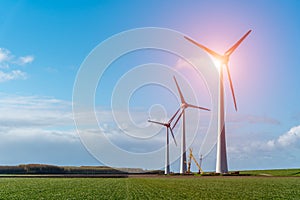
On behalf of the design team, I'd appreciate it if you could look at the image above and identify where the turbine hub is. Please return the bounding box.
[223,55,229,64]
[181,103,188,109]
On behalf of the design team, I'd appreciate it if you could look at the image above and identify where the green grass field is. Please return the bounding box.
[0,176,299,199]
[240,168,300,176]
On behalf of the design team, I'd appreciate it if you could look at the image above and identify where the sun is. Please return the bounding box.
[211,57,222,72]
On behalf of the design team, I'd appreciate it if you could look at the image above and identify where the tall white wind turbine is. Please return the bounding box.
[184,30,251,173]
[148,108,179,174]
[172,76,210,174]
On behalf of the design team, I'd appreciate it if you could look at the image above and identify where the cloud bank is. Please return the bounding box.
[0,94,96,165]
[0,91,299,169]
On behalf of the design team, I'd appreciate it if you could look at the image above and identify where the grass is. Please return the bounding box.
[0,177,299,199]
[239,168,300,176]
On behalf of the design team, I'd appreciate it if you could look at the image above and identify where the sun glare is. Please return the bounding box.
[212,58,222,72]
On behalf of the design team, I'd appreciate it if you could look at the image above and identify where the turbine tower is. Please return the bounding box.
[184,30,251,173]
[148,108,179,174]
[172,76,210,174]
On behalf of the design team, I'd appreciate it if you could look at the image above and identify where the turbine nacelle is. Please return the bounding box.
[181,102,188,109]
[148,107,181,146]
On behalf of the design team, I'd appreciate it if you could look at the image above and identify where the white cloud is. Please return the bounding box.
[1,128,78,143]
[0,94,73,128]
[17,55,34,65]
[0,47,34,82]
[229,125,300,154]
[269,125,300,148]
[0,48,11,62]
[0,70,27,82]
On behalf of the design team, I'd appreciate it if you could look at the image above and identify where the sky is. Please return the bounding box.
[0,0,300,171]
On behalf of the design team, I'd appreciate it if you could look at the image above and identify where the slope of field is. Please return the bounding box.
[0,177,299,199]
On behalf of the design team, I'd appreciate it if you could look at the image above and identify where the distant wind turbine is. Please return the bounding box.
[172,76,210,174]
[184,30,251,173]
[148,108,179,175]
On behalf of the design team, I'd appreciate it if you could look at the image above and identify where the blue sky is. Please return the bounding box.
[0,0,300,171]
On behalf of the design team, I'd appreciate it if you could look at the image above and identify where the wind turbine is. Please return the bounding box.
[172,76,210,174]
[184,30,251,173]
[148,108,179,175]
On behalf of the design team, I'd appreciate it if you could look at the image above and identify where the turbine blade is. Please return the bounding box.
[225,64,238,111]
[172,109,184,129]
[184,36,223,60]
[148,120,166,126]
[169,127,177,146]
[187,104,210,111]
[173,76,185,103]
[225,30,252,56]
[168,108,181,124]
